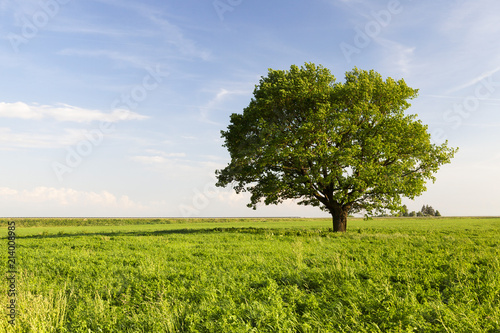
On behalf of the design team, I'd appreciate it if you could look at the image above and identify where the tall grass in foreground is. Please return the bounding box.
[1,218,500,332]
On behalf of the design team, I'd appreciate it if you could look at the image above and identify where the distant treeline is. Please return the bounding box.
[401,205,441,217]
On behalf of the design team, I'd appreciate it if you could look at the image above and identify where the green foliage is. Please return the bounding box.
[401,205,409,217]
[400,205,441,217]
[404,205,442,217]
[421,205,437,216]
[216,63,457,231]
[2,218,500,332]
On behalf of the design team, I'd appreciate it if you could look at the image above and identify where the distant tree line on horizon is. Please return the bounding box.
[401,204,441,217]
[369,205,442,218]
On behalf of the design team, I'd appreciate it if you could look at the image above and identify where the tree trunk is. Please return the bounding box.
[331,206,348,232]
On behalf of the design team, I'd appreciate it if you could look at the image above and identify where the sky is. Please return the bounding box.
[0,0,499,218]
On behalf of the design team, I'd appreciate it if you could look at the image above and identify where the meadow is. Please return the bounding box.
[1,217,499,332]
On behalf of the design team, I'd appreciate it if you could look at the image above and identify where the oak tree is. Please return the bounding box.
[215,64,456,232]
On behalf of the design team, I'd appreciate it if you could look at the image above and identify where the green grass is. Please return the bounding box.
[2,217,500,332]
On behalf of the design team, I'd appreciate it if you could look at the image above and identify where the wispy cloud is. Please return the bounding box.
[0,102,148,123]
[435,0,500,91]
[51,0,211,69]
[198,88,247,125]
[58,49,150,69]
[48,20,154,39]
[0,186,145,210]
[446,66,500,94]
[0,127,85,149]
[131,152,188,167]
[131,155,168,164]
[440,0,500,37]
[130,149,223,180]
[377,38,415,75]
[199,88,230,125]
[147,14,211,61]
[144,149,186,158]
[461,122,500,128]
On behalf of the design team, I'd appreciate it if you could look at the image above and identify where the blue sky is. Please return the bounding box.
[0,0,499,217]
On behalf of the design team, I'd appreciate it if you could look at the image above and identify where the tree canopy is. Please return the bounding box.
[216,63,457,231]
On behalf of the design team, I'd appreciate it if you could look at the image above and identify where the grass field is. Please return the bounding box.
[1,217,500,332]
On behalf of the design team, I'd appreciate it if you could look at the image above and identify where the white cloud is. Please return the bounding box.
[446,66,500,94]
[0,102,148,123]
[130,152,193,177]
[0,186,145,210]
[58,49,149,68]
[146,14,211,61]
[440,0,500,37]
[144,149,186,158]
[131,155,168,164]
[435,1,500,81]
[131,150,189,166]
[377,39,415,76]
[56,1,211,63]
[198,88,247,124]
[0,127,85,149]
